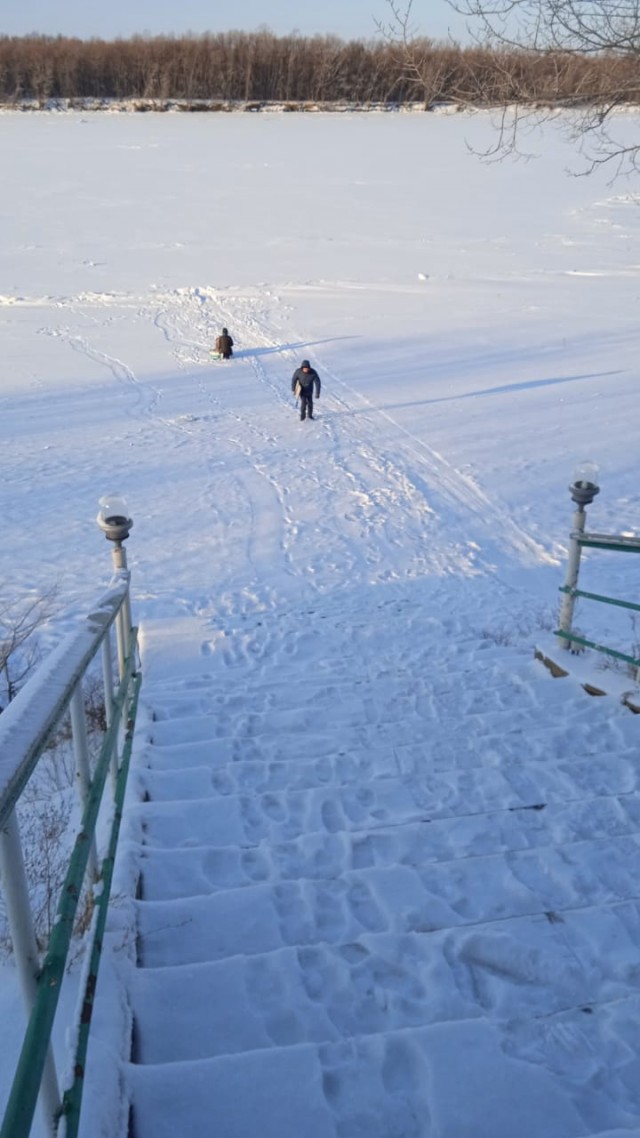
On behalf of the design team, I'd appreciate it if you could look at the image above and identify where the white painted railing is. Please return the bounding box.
[0,570,140,1138]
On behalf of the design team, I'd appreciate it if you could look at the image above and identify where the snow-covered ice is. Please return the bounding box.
[2,108,640,1137]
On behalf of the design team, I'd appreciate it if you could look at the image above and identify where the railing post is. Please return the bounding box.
[102,632,120,791]
[0,811,61,1136]
[557,464,600,651]
[115,605,127,682]
[110,544,131,658]
[96,496,133,672]
[70,685,99,882]
[104,545,130,684]
[557,504,586,649]
[0,811,41,1005]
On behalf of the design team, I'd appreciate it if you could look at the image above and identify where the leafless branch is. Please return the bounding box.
[0,585,60,706]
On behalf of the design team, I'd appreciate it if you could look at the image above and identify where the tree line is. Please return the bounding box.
[0,31,638,108]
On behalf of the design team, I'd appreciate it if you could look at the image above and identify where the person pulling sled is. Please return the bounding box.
[215,328,234,360]
[292,359,321,420]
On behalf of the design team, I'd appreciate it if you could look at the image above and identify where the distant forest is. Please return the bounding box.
[0,32,637,107]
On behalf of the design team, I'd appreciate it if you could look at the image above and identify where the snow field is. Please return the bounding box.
[2,110,640,1137]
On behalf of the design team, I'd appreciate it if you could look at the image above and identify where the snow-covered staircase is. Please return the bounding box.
[110,586,640,1138]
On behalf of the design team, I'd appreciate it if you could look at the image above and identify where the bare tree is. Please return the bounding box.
[0,24,636,131]
[376,0,457,106]
[454,0,640,55]
[0,586,59,708]
[449,0,640,174]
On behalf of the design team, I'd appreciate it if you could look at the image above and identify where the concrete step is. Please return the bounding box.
[137,792,640,901]
[135,844,640,969]
[130,746,640,864]
[131,886,640,1063]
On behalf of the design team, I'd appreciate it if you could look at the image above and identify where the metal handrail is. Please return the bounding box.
[555,628,640,668]
[0,570,141,1138]
[0,646,139,1138]
[0,576,129,829]
[558,585,640,616]
[558,523,640,669]
[0,641,140,1138]
[61,669,142,1138]
[577,530,640,553]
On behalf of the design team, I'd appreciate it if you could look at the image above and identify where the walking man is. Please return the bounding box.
[291,359,321,421]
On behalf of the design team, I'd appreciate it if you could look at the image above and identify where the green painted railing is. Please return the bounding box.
[0,574,141,1138]
[555,627,640,668]
[557,528,640,669]
[558,585,640,616]
[61,667,142,1138]
[577,532,640,555]
[0,642,140,1138]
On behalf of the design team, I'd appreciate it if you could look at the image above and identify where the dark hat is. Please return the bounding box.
[301,359,310,368]
[222,327,228,335]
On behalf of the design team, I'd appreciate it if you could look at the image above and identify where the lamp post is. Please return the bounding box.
[96,493,133,559]
[96,494,133,677]
[557,462,600,649]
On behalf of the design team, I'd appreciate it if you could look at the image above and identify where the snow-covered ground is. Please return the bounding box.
[2,109,640,1137]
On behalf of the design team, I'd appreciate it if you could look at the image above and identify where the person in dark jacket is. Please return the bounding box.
[291,359,321,421]
[215,328,234,359]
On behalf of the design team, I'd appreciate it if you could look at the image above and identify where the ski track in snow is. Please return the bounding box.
[5,109,640,1138]
[10,285,640,1136]
[147,284,557,595]
[148,285,445,601]
[14,282,557,610]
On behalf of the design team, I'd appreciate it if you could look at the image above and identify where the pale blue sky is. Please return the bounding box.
[2,0,470,43]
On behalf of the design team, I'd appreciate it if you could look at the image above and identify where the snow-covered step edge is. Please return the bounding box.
[133,864,640,969]
[135,807,640,901]
[126,754,640,855]
[133,742,640,801]
[124,1012,632,1138]
[129,935,640,1066]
